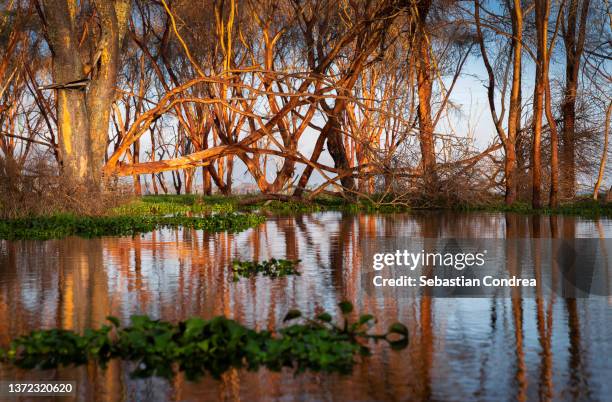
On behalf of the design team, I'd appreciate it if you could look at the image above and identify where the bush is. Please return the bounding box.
[0,157,130,219]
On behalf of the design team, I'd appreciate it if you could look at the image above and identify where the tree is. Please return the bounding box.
[560,0,590,198]
[37,0,131,186]
[531,0,551,208]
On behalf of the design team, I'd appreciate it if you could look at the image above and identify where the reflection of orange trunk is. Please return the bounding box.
[566,298,583,394]
[533,217,553,401]
[419,296,433,400]
[279,218,297,260]
[512,296,527,402]
[506,214,527,401]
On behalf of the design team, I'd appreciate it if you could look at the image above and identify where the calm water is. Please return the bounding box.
[1,212,612,401]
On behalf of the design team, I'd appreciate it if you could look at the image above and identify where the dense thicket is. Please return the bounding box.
[0,0,610,207]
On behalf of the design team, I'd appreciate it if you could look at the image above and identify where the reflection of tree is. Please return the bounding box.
[561,217,589,400]
[533,216,553,401]
[329,213,354,293]
[506,214,527,402]
[0,212,608,399]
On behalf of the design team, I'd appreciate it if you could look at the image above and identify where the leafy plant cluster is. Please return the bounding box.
[0,213,265,240]
[232,258,301,281]
[1,302,408,380]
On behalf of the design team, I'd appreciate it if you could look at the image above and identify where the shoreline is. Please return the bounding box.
[1,194,610,241]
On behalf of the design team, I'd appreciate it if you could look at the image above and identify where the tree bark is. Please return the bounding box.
[506,0,523,205]
[325,113,355,197]
[293,130,327,197]
[545,0,564,208]
[202,166,212,195]
[593,102,611,200]
[531,0,550,209]
[41,0,90,182]
[39,0,131,187]
[415,0,436,185]
[561,0,590,199]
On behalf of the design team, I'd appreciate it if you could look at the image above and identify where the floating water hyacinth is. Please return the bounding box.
[1,302,408,380]
[231,258,301,281]
[0,212,265,240]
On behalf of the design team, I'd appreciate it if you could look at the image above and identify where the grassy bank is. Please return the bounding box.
[115,194,411,215]
[2,194,610,240]
[119,194,612,217]
[459,198,612,218]
[0,194,405,240]
[0,212,265,241]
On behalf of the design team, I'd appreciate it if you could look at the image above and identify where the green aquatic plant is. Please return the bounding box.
[232,258,301,281]
[0,213,265,240]
[1,302,408,380]
[112,195,235,216]
[252,197,410,214]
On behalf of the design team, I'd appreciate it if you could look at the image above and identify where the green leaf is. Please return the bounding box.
[316,312,332,323]
[388,322,408,337]
[358,314,374,326]
[106,316,120,328]
[4,302,408,379]
[389,338,409,350]
[283,309,302,322]
[338,301,353,315]
[184,318,205,338]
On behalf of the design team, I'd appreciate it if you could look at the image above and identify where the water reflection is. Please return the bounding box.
[0,212,611,401]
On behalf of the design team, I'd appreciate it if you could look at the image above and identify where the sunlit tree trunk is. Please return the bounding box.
[594,102,611,200]
[225,156,233,194]
[39,0,131,187]
[40,0,90,182]
[326,112,356,196]
[87,0,131,187]
[132,140,141,195]
[506,0,523,205]
[561,0,590,199]
[415,0,436,185]
[531,0,551,209]
[545,0,564,208]
[202,166,212,195]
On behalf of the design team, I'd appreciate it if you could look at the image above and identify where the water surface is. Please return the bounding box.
[1,212,611,401]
